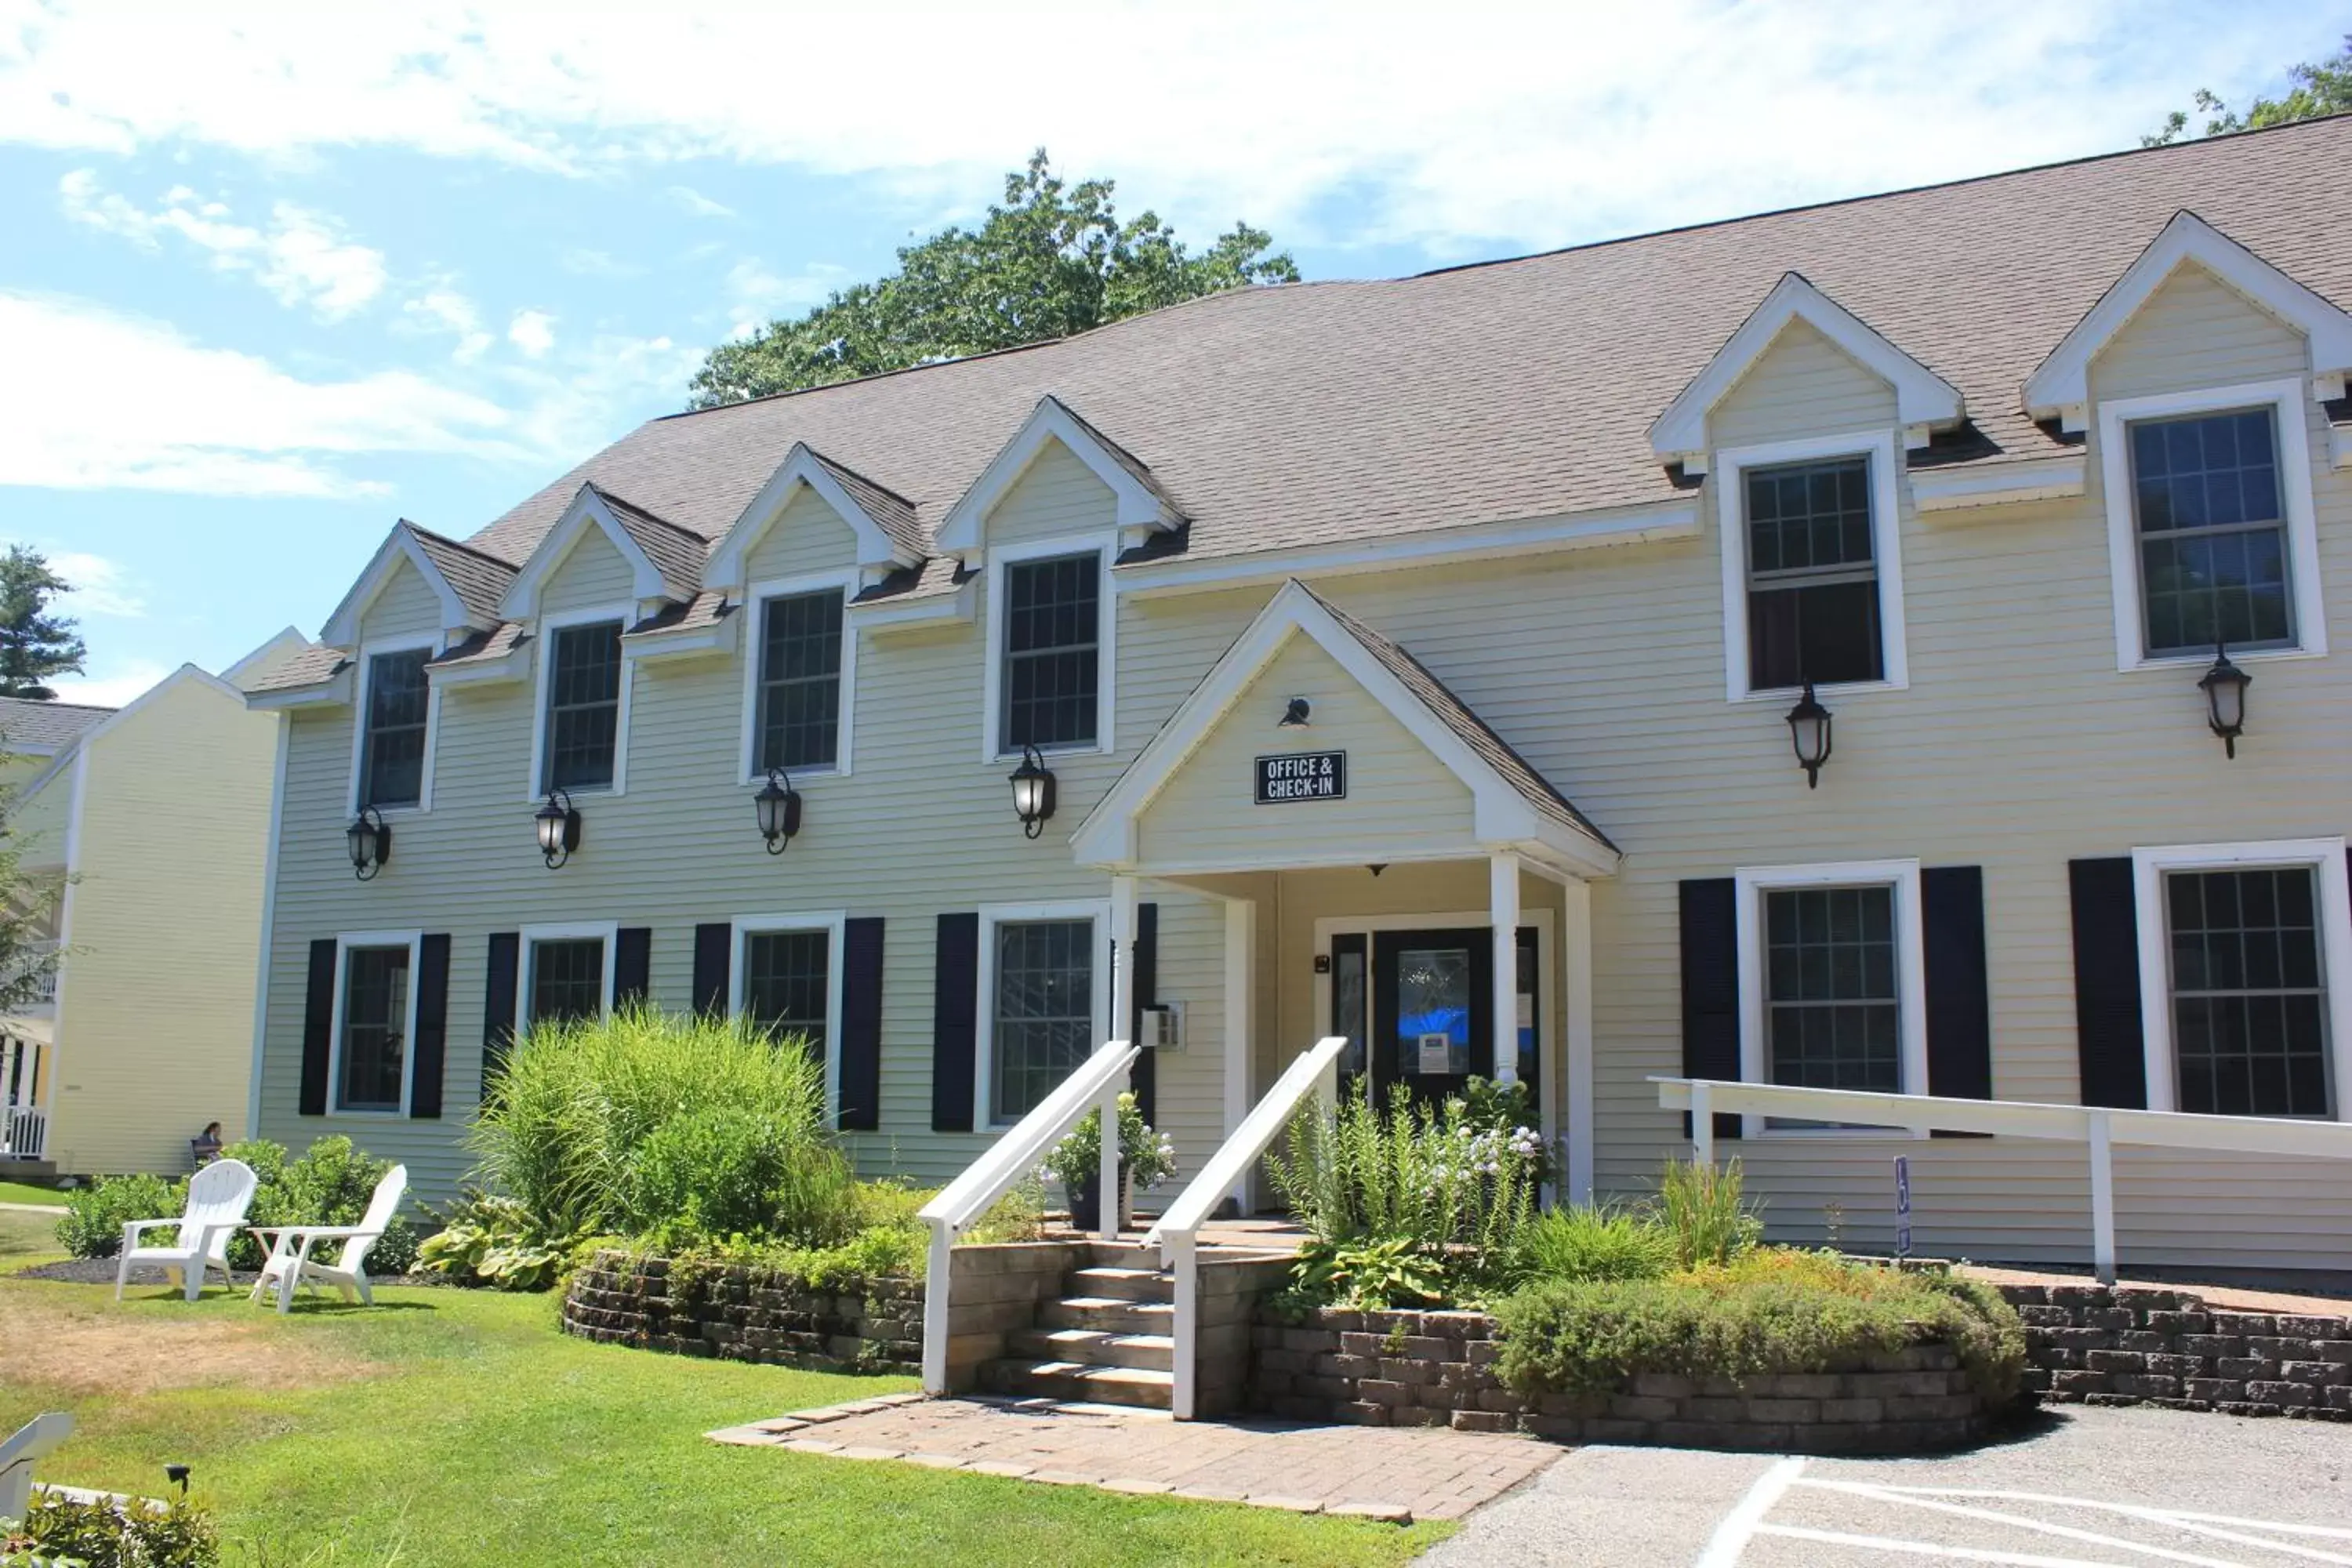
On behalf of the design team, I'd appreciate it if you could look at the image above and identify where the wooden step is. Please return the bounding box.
[1037,1296,1174,1336]
[1064,1265,1171,1304]
[978,1359,1174,1410]
[1007,1327,1175,1372]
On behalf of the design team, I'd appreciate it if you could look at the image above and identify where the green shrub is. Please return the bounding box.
[417,1189,600,1291]
[1493,1249,2025,1406]
[1654,1156,1765,1269]
[1514,1204,1675,1285]
[1276,1236,1452,1312]
[56,1172,180,1259]
[622,1101,856,1251]
[1042,1094,1178,1192]
[964,1178,1046,1245]
[233,1136,418,1274]
[3,1490,217,1566]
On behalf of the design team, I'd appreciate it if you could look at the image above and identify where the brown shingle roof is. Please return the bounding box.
[441,121,2347,575]
[0,696,114,753]
[405,522,518,625]
[244,644,350,694]
[583,484,709,599]
[808,452,926,561]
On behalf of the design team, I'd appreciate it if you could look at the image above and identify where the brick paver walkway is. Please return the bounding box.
[710,1393,1561,1522]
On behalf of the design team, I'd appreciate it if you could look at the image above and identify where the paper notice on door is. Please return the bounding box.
[1417,1033,1453,1074]
[1515,994,1534,1030]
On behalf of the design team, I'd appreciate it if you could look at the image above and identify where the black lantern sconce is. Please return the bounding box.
[2199,642,2251,759]
[1784,681,1834,789]
[755,768,802,854]
[534,788,583,869]
[1279,696,1312,728]
[1008,744,1057,840]
[345,806,392,881]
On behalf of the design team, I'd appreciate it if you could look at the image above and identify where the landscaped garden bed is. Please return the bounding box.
[564,1249,922,1372]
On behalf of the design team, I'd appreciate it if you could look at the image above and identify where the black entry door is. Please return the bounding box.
[1371,928,1493,1104]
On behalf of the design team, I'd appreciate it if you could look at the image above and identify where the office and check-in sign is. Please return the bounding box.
[1256,750,1347,804]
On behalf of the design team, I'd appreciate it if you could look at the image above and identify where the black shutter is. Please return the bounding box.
[482,931,520,1100]
[409,933,451,1120]
[298,938,336,1116]
[1678,877,1742,1141]
[2069,857,2148,1109]
[931,913,979,1132]
[1128,902,1159,1126]
[838,917,884,1131]
[1922,867,1992,1137]
[691,923,732,1018]
[614,927,652,1009]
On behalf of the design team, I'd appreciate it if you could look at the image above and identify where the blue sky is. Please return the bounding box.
[1,0,2336,706]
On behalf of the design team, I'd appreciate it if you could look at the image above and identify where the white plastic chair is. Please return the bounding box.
[113,1158,258,1303]
[249,1164,407,1314]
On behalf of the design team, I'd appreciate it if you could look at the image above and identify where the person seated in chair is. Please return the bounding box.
[191,1121,223,1167]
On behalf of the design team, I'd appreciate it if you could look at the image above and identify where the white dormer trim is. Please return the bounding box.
[499,487,683,621]
[1651,273,1965,474]
[706,444,921,590]
[935,396,1179,561]
[2025,212,2352,432]
[320,525,492,648]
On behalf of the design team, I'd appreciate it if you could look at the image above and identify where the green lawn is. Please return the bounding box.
[0,1280,1450,1566]
[0,1178,67,1207]
[1,1207,65,1269]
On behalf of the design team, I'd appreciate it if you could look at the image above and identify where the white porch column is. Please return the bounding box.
[1104,874,1138,1240]
[1490,851,1521,1086]
[1562,878,1595,1205]
[1223,895,1256,1214]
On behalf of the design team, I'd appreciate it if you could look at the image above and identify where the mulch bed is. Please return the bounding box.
[13,1257,440,1288]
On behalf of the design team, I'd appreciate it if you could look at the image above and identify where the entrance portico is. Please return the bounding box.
[1073,580,1617,1201]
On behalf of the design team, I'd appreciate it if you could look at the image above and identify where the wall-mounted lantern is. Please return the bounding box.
[1008,744,1057,840]
[345,807,391,881]
[1785,681,1834,789]
[755,768,802,854]
[1279,696,1312,728]
[2198,642,2251,760]
[534,788,582,869]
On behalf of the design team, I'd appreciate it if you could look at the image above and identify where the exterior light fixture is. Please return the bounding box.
[1007,744,1057,840]
[1279,696,1312,728]
[2198,641,2251,759]
[1785,681,1834,789]
[754,768,802,854]
[534,788,583,869]
[345,806,392,881]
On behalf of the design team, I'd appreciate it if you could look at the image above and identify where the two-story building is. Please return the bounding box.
[245,119,2352,1274]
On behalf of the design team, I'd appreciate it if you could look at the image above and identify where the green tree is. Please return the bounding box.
[2144,34,2352,146]
[0,546,85,701]
[0,785,64,1011]
[689,150,1301,407]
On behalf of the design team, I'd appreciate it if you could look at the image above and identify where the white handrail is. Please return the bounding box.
[1149,1034,1347,1418]
[1,1413,73,1522]
[917,1037,1138,1395]
[1653,1075,2352,1284]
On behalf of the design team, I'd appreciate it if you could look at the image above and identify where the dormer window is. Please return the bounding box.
[358,648,430,810]
[757,588,846,773]
[1744,455,1883,691]
[1001,551,1102,753]
[543,619,623,792]
[2128,407,2290,656]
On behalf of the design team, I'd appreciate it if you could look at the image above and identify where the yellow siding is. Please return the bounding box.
[985,442,1116,546]
[48,677,277,1174]
[540,528,637,615]
[360,557,447,644]
[745,486,860,582]
[12,762,71,869]
[2089,264,2308,403]
[1710,318,1897,449]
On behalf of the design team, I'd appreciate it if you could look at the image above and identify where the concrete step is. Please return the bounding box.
[1007,1327,1175,1372]
[978,1358,1174,1410]
[1064,1265,1171,1304]
[1085,1240,1167,1269]
[1037,1296,1174,1336]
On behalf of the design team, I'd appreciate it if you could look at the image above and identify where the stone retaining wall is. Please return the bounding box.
[1250,1308,1991,1453]
[563,1250,923,1374]
[2011,1283,2352,1419]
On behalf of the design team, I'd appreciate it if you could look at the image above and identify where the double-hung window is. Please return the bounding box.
[1744,456,1883,691]
[2164,866,2331,1118]
[543,620,623,792]
[1000,553,1100,753]
[756,589,844,773]
[990,916,1095,1123]
[358,649,430,810]
[744,929,830,1051]
[336,941,413,1112]
[2128,408,2292,655]
[1764,884,1901,1093]
[526,936,608,1028]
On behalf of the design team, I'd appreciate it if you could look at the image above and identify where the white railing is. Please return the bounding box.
[1,1414,73,1522]
[0,1105,44,1160]
[916,1038,1139,1395]
[8,940,56,1008]
[1653,1075,2352,1283]
[1146,1035,1348,1418]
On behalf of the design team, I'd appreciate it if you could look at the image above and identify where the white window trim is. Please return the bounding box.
[1715,429,1911,703]
[731,911,848,1124]
[2129,837,2352,1121]
[1733,858,1929,1140]
[346,637,445,817]
[736,572,858,785]
[525,604,636,802]
[2098,378,2325,672]
[517,920,621,1035]
[328,929,423,1118]
[976,898,1110,1131]
[980,535,1117,763]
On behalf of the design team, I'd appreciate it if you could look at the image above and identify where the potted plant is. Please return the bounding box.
[1043,1092,1178,1232]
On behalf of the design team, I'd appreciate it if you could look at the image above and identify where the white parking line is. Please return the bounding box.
[1755,1522,2142,1566]
[1800,1480,2352,1566]
[1795,1479,2254,1568]
[1696,1457,1807,1568]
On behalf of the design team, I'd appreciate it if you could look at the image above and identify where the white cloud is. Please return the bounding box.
[558,247,641,279]
[398,281,494,362]
[0,290,517,498]
[50,658,170,709]
[507,308,557,358]
[59,171,387,320]
[47,551,144,619]
[0,4,2331,253]
[725,258,845,339]
[666,183,735,219]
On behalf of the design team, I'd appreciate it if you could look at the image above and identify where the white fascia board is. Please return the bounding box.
[63,664,241,742]
[2025,211,2352,429]
[1909,452,2089,514]
[705,444,920,588]
[320,524,485,647]
[1650,272,1965,466]
[1119,499,1700,599]
[853,577,975,632]
[935,396,1175,558]
[220,626,314,688]
[499,487,676,620]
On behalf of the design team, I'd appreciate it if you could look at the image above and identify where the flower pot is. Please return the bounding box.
[1069,1165,1134,1233]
